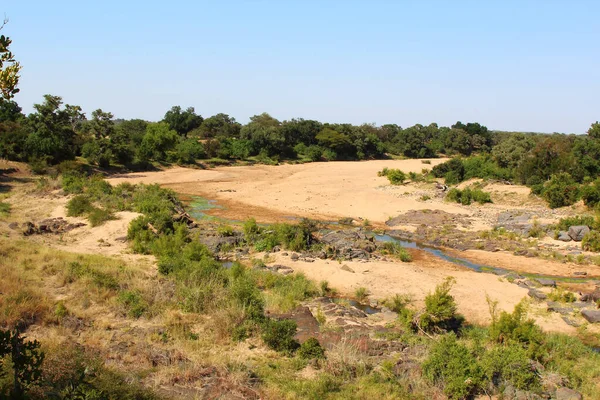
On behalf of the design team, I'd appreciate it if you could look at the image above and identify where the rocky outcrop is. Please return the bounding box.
[13,218,86,236]
[557,231,572,242]
[319,229,377,260]
[581,310,600,324]
[568,225,590,242]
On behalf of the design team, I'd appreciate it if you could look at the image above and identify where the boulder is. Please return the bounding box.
[547,302,573,315]
[535,278,556,287]
[555,387,583,400]
[579,289,600,303]
[528,289,547,301]
[568,225,590,242]
[581,310,600,324]
[557,231,572,242]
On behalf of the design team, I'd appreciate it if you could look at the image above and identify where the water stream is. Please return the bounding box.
[187,195,595,283]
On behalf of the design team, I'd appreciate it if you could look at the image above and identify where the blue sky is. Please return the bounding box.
[3,1,599,133]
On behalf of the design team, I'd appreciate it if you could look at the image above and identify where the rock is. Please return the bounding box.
[8,222,19,230]
[281,252,289,256]
[561,316,581,327]
[572,271,587,276]
[290,253,299,261]
[579,289,600,302]
[340,264,355,273]
[568,225,590,242]
[535,278,556,287]
[557,231,572,242]
[21,218,86,236]
[555,387,583,400]
[581,310,600,324]
[547,302,573,315]
[528,289,547,301]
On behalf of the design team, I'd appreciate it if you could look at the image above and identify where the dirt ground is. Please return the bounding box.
[268,251,575,333]
[3,160,598,334]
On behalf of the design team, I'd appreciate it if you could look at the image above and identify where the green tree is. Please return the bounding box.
[163,106,203,136]
[0,19,21,99]
[194,113,241,138]
[139,122,179,161]
[588,121,600,140]
[24,95,78,164]
[0,329,45,398]
[543,172,579,208]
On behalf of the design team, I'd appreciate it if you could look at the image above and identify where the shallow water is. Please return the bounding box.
[375,234,593,283]
[186,195,593,283]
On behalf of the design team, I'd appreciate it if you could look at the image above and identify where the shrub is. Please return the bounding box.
[582,230,600,252]
[423,333,482,399]
[555,215,596,231]
[432,158,465,183]
[548,288,576,303]
[446,187,492,205]
[488,300,543,358]
[385,169,406,185]
[217,225,235,237]
[117,290,148,318]
[543,173,579,209]
[61,172,87,194]
[87,207,115,227]
[355,287,368,302]
[382,294,411,313]
[297,337,325,360]
[580,178,600,208]
[480,344,539,391]
[419,277,464,333]
[66,195,93,217]
[243,218,261,242]
[261,319,300,354]
[379,241,412,262]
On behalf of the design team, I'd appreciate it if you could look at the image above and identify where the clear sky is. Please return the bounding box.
[3,1,599,133]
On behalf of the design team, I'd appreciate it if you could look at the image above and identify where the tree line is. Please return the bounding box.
[0,95,599,208]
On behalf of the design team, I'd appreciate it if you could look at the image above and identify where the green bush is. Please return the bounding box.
[379,241,412,262]
[217,225,235,237]
[480,344,539,391]
[87,207,115,227]
[297,337,325,360]
[117,290,148,318]
[243,218,261,242]
[489,301,543,358]
[543,173,579,209]
[355,287,368,302]
[446,187,492,205]
[555,215,596,231]
[419,277,464,333]
[432,158,465,183]
[582,230,600,252]
[261,319,300,354]
[378,168,406,185]
[66,195,93,217]
[423,333,482,399]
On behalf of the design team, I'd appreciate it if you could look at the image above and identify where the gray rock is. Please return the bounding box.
[568,225,590,242]
[547,302,573,315]
[561,316,581,327]
[528,289,547,301]
[555,387,583,400]
[290,253,299,261]
[572,271,587,276]
[558,231,572,242]
[535,278,556,287]
[581,310,600,323]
